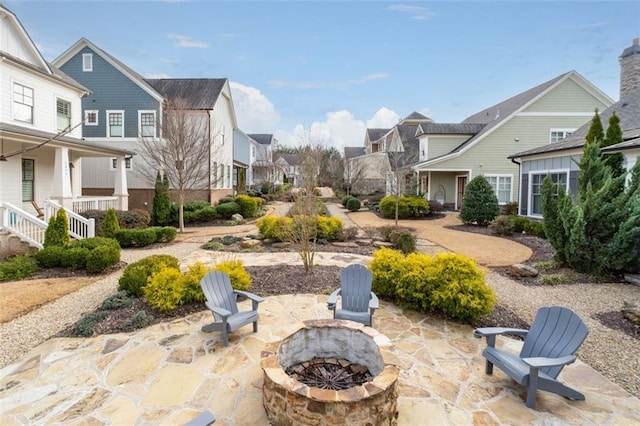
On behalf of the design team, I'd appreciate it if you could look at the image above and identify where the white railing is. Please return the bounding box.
[69,197,119,213]
[44,200,95,240]
[0,202,48,249]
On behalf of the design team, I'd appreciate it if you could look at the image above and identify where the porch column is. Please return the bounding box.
[113,156,129,211]
[52,147,73,210]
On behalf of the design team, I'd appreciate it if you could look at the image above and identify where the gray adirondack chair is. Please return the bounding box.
[327,264,379,326]
[474,306,589,409]
[184,410,216,425]
[200,271,264,346]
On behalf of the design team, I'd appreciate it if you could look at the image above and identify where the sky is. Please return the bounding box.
[5,0,640,151]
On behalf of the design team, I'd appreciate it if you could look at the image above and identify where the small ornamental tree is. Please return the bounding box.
[44,208,71,247]
[459,175,500,225]
[152,171,172,226]
[603,112,625,179]
[103,207,120,238]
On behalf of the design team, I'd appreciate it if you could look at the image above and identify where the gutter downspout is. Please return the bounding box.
[207,110,211,203]
[511,157,522,215]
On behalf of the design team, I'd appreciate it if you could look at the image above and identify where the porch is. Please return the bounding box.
[413,169,470,210]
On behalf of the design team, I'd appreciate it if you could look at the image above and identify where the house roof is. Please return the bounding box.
[1,51,88,93]
[510,86,640,158]
[52,38,164,102]
[602,136,640,153]
[366,128,389,142]
[274,153,302,166]
[403,111,431,121]
[417,123,485,135]
[0,123,136,157]
[344,147,366,159]
[1,5,52,74]
[248,134,274,145]
[387,124,420,169]
[145,78,227,109]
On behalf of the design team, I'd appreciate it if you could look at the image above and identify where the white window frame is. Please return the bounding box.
[138,110,156,137]
[56,97,72,131]
[549,128,574,143]
[110,157,132,171]
[13,82,34,124]
[85,110,99,126]
[484,174,513,205]
[106,110,124,137]
[528,169,569,217]
[82,53,93,72]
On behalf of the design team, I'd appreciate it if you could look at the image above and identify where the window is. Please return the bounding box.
[22,159,35,202]
[227,165,231,187]
[82,53,93,72]
[139,111,156,137]
[110,157,132,171]
[85,110,98,126]
[56,98,71,131]
[550,129,573,143]
[13,83,34,123]
[107,111,124,137]
[485,175,512,204]
[530,172,568,216]
[219,164,224,187]
[213,162,218,187]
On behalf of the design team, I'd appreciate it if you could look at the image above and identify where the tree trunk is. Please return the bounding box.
[178,191,185,232]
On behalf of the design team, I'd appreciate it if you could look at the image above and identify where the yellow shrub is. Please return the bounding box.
[257,216,292,241]
[394,253,438,311]
[317,216,343,241]
[369,247,405,298]
[212,260,252,291]
[181,262,209,303]
[144,268,185,313]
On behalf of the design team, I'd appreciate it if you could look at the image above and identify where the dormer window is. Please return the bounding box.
[82,53,93,72]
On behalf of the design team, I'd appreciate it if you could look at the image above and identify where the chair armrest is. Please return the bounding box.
[184,410,216,426]
[206,302,231,319]
[523,355,576,369]
[369,292,379,310]
[235,290,265,304]
[473,327,529,338]
[327,289,341,310]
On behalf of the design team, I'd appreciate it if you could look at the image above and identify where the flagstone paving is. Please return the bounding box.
[1,294,638,425]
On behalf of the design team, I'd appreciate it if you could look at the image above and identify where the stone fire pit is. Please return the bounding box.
[261,319,400,426]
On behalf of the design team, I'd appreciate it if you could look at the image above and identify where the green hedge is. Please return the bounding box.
[35,237,120,273]
[118,254,180,297]
[378,196,429,219]
[80,209,150,236]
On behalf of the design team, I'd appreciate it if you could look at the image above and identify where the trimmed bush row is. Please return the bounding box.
[35,237,121,273]
[379,196,429,219]
[115,226,177,248]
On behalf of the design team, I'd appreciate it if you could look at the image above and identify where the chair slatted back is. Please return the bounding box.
[200,271,239,320]
[340,264,373,313]
[520,306,589,379]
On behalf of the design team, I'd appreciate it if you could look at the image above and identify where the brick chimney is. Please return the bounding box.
[620,38,640,97]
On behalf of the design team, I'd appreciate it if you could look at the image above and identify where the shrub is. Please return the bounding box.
[341,196,355,207]
[103,208,121,238]
[502,201,519,216]
[86,243,120,273]
[539,273,569,285]
[378,225,415,242]
[181,262,209,303]
[60,247,89,270]
[101,291,133,310]
[489,215,514,236]
[0,255,37,282]
[212,260,251,291]
[235,195,260,218]
[116,228,157,248]
[122,310,154,332]
[218,196,235,205]
[257,216,292,241]
[511,216,529,233]
[72,236,119,251]
[80,209,150,236]
[185,201,212,211]
[369,247,406,298]
[394,232,416,254]
[144,268,185,313]
[118,254,179,297]
[533,260,558,271]
[524,220,546,238]
[201,240,224,251]
[152,226,177,243]
[35,246,66,268]
[393,253,438,311]
[44,209,70,247]
[216,202,241,219]
[379,196,429,219]
[460,175,500,225]
[152,171,172,226]
[184,206,217,224]
[346,197,361,212]
[427,200,443,214]
[74,311,108,337]
[337,227,359,241]
[317,217,343,241]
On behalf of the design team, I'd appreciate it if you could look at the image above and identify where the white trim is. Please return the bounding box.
[1,6,52,73]
[106,110,124,137]
[109,157,132,171]
[138,110,156,137]
[484,174,513,205]
[527,168,569,217]
[85,110,99,126]
[516,112,595,117]
[12,80,35,125]
[82,53,93,72]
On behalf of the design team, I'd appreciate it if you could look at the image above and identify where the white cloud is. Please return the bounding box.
[145,72,172,79]
[167,33,209,48]
[562,22,608,30]
[268,72,391,90]
[230,81,280,133]
[388,4,436,20]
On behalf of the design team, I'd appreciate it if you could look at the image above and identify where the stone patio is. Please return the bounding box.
[1,294,638,425]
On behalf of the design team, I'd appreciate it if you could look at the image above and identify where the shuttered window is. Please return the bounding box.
[22,159,35,202]
[57,99,71,131]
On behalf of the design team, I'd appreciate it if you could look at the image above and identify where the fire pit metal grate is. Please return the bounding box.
[285,356,373,390]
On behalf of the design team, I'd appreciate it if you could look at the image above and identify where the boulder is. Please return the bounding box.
[240,239,261,249]
[624,274,640,286]
[354,239,372,247]
[510,264,539,277]
[622,301,640,325]
[231,213,244,222]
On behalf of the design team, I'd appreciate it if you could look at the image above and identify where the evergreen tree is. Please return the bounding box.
[541,174,569,263]
[44,208,70,247]
[584,109,603,146]
[603,112,625,178]
[103,207,121,238]
[152,171,171,226]
[459,175,500,226]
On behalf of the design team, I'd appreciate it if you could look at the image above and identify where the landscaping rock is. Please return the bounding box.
[231,213,244,222]
[354,239,372,247]
[510,264,539,277]
[240,239,261,249]
[621,301,640,325]
[373,241,394,248]
[271,242,292,249]
[623,274,640,286]
[331,242,359,248]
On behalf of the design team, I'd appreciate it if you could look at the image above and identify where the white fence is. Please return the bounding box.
[0,202,48,249]
[44,200,95,240]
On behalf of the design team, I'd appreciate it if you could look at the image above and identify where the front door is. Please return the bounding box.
[456,175,468,210]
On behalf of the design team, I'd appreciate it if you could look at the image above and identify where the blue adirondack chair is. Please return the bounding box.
[327,264,379,326]
[184,410,216,425]
[200,271,264,346]
[474,306,589,409]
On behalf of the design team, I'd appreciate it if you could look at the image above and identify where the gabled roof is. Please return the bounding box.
[52,38,164,102]
[274,153,302,166]
[344,147,365,159]
[366,128,389,142]
[510,86,640,158]
[602,136,640,153]
[388,124,420,169]
[145,79,227,110]
[402,111,432,122]
[1,51,88,93]
[1,5,51,74]
[417,123,485,136]
[248,134,274,145]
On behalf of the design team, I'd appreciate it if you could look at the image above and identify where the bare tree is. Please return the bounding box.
[343,155,367,196]
[386,152,414,227]
[137,98,215,232]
